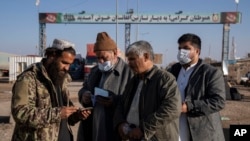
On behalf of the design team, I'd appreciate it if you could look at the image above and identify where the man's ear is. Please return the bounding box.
[47,55,56,63]
[196,48,201,55]
[143,53,149,62]
[113,49,118,56]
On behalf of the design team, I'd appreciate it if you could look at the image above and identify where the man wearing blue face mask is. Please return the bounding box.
[77,32,133,141]
[169,33,226,141]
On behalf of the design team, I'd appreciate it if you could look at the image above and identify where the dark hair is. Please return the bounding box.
[178,33,201,49]
[45,47,76,57]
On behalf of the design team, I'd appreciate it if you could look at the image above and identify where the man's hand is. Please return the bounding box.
[182,102,188,113]
[118,123,129,140]
[79,109,91,120]
[95,95,113,107]
[128,127,143,140]
[60,106,78,119]
[81,92,92,104]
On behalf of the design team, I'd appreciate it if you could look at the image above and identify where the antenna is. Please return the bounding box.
[235,0,239,12]
[35,0,40,7]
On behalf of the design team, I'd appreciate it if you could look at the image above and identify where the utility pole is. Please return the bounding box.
[136,0,139,41]
[116,0,118,44]
[209,44,211,64]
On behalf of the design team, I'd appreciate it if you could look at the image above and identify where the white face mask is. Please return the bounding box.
[98,61,113,72]
[177,49,192,65]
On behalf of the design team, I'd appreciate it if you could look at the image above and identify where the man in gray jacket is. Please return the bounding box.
[114,40,181,141]
[77,32,133,141]
[169,33,226,141]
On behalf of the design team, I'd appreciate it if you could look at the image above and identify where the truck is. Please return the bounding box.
[68,54,85,80]
[0,52,17,77]
[84,44,97,81]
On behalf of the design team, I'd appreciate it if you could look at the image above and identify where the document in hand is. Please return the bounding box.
[94,87,109,97]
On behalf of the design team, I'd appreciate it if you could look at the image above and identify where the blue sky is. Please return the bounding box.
[0,0,249,66]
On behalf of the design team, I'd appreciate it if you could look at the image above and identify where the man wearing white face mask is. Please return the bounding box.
[98,59,113,72]
[77,32,133,141]
[169,33,226,141]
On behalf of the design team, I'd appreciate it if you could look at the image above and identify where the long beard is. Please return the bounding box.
[47,62,67,87]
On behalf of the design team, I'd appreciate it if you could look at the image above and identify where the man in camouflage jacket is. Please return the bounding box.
[11,39,91,141]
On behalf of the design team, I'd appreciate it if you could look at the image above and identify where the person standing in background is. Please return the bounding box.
[169,33,225,141]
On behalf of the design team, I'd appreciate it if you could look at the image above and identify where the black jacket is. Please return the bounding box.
[114,66,181,141]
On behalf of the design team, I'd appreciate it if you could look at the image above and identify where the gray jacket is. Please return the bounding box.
[77,57,133,141]
[169,59,226,141]
[114,65,181,141]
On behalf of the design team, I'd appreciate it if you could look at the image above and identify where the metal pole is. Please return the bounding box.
[116,0,118,44]
[39,23,46,57]
[136,0,139,41]
[222,23,230,61]
[127,0,128,11]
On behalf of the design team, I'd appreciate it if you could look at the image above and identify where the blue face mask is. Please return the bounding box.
[98,61,113,72]
[177,49,192,65]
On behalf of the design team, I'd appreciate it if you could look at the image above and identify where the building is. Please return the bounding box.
[9,56,42,82]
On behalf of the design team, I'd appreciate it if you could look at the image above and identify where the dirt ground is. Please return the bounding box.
[0,77,82,141]
[0,77,250,141]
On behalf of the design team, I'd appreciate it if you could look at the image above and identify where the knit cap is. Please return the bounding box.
[94,32,117,52]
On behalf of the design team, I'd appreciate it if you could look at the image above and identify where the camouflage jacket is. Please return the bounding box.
[11,61,80,141]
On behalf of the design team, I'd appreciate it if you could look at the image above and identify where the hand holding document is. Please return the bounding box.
[94,87,109,97]
[92,87,109,106]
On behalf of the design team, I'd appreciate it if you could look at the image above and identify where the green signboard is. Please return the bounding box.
[39,12,241,24]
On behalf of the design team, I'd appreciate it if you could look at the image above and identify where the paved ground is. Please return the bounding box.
[0,77,250,141]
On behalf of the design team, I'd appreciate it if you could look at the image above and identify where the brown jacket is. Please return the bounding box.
[11,61,80,141]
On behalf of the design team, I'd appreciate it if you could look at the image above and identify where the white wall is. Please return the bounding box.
[9,56,42,82]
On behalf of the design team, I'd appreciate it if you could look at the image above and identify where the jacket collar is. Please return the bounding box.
[172,59,204,79]
[38,58,72,84]
[136,65,158,81]
[177,58,203,69]
[112,57,124,76]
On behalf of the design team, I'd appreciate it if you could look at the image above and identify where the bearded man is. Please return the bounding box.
[11,39,91,141]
